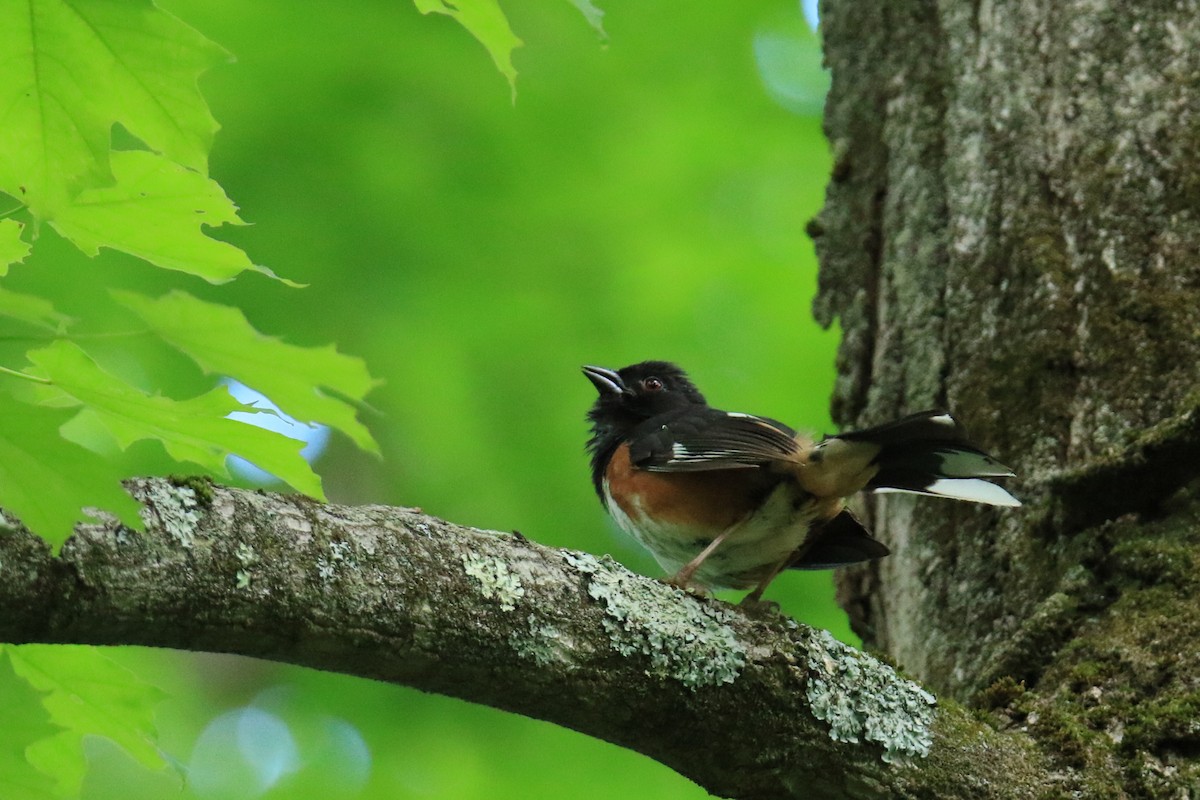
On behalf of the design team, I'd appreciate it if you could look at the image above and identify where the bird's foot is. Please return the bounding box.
[659,574,710,596]
[738,593,782,617]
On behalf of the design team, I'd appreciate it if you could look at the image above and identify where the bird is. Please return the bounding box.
[582,360,1020,601]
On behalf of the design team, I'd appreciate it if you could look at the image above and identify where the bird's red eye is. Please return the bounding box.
[642,377,664,392]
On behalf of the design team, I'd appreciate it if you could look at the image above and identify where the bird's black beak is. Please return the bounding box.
[582,365,626,396]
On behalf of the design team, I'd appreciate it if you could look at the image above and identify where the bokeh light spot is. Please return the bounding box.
[189,707,300,800]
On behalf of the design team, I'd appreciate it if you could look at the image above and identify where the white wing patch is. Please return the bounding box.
[668,442,753,463]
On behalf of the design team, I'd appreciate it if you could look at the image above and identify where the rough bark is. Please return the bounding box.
[812,0,1200,795]
[0,478,1049,800]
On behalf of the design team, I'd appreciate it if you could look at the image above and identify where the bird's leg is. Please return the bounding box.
[741,536,817,605]
[667,523,738,590]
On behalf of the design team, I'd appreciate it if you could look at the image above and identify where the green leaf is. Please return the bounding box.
[413,0,522,97]
[0,650,62,800]
[0,0,228,214]
[0,401,142,547]
[0,287,71,332]
[48,150,287,285]
[8,645,167,781]
[0,218,31,276]
[27,339,325,498]
[24,733,87,798]
[114,290,380,455]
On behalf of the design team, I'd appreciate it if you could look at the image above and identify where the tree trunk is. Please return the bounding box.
[813,0,1200,792]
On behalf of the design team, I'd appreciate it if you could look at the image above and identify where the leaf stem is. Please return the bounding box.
[0,364,50,384]
[0,329,150,343]
[66,329,151,340]
[0,203,26,220]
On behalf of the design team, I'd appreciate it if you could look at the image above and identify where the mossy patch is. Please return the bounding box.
[1025,495,1200,796]
[1029,704,1100,770]
[974,676,1027,712]
[1122,692,1200,754]
[805,629,937,764]
[563,551,746,690]
[140,482,204,548]
[509,617,572,667]
[167,474,214,506]
[460,553,524,611]
[1109,534,1199,591]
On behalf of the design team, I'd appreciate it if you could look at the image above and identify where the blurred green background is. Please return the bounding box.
[31,1,845,797]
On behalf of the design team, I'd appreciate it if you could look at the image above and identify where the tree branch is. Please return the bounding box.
[0,478,1049,799]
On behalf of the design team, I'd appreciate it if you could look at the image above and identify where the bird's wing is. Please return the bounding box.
[628,408,800,472]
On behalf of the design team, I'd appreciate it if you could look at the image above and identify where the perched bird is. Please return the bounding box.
[583,361,1019,600]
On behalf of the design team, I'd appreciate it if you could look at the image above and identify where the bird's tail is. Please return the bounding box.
[835,410,1020,507]
[791,508,890,570]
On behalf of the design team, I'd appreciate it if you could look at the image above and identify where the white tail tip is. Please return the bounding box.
[875,478,1022,507]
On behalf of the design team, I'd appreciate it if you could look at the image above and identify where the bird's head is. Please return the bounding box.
[583,361,706,439]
